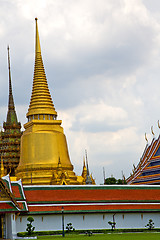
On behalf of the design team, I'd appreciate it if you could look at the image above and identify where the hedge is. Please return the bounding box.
[17,228,160,237]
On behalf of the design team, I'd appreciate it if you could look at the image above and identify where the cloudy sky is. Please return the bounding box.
[1,0,160,184]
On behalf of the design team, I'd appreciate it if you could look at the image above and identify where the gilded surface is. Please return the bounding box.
[16,19,78,185]
[0,182,11,201]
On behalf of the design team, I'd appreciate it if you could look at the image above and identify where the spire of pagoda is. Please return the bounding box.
[6,46,18,125]
[1,46,22,177]
[81,156,87,179]
[0,156,4,178]
[85,150,92,185]
[26,18,57,119]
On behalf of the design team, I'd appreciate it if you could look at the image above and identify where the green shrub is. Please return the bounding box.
[66,223,75,232]
[17,232,27,237]
[17,227,160,237]
[108,221,116,231]
[26,216,35,236]
[145,219,154,230]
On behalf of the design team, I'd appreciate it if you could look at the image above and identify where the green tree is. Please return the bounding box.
[26,216,35,236]
[105,177,117,185]
[117,179,127,184]
[104,177,127,185]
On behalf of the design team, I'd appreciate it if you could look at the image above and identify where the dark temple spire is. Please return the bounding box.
[0,46,22,176]
[6,46,18,125]
[85,149,92,185]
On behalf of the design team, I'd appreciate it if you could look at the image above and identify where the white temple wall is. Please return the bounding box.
[5,213,12,239]
[16,212,160,233]
[114,212,160,229]
[5,213,16,240]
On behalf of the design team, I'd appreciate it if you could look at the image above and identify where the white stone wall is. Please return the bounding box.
[115,212,160,229]
[5,213,16,240]
[16,212,160,233]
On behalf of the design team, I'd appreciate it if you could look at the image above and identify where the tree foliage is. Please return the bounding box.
[104,177,127,185]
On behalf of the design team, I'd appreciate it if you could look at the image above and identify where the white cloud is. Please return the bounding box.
[59,100,129,132]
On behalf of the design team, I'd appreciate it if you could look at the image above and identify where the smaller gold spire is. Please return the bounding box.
[90,173,95,185]
[81,156,87,179]
[0,156,4,178]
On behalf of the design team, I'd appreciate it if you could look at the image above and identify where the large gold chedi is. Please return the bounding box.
[16,19,78,185]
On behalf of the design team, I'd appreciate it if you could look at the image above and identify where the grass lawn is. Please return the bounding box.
[37,232,160,240]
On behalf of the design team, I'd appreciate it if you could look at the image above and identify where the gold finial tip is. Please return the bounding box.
[35,17,38,21]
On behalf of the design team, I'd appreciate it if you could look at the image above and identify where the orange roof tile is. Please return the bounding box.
[12,185,22,199]
[24,188,160,202]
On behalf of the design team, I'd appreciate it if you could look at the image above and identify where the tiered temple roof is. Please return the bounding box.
[127,134,160,185]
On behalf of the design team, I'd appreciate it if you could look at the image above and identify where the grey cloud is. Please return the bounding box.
[143,0,160,13]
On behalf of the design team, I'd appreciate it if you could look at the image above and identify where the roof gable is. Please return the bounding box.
[127,136,160,184]
[0,178,21,212]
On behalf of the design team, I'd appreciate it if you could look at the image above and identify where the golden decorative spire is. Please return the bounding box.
[26,18,57,119]
[0,156,4,178]
[35,18,41,53]
[81,156,87,179]
[16,18,79,185]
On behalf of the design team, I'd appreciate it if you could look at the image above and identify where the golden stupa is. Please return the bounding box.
[16,18,78,185]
